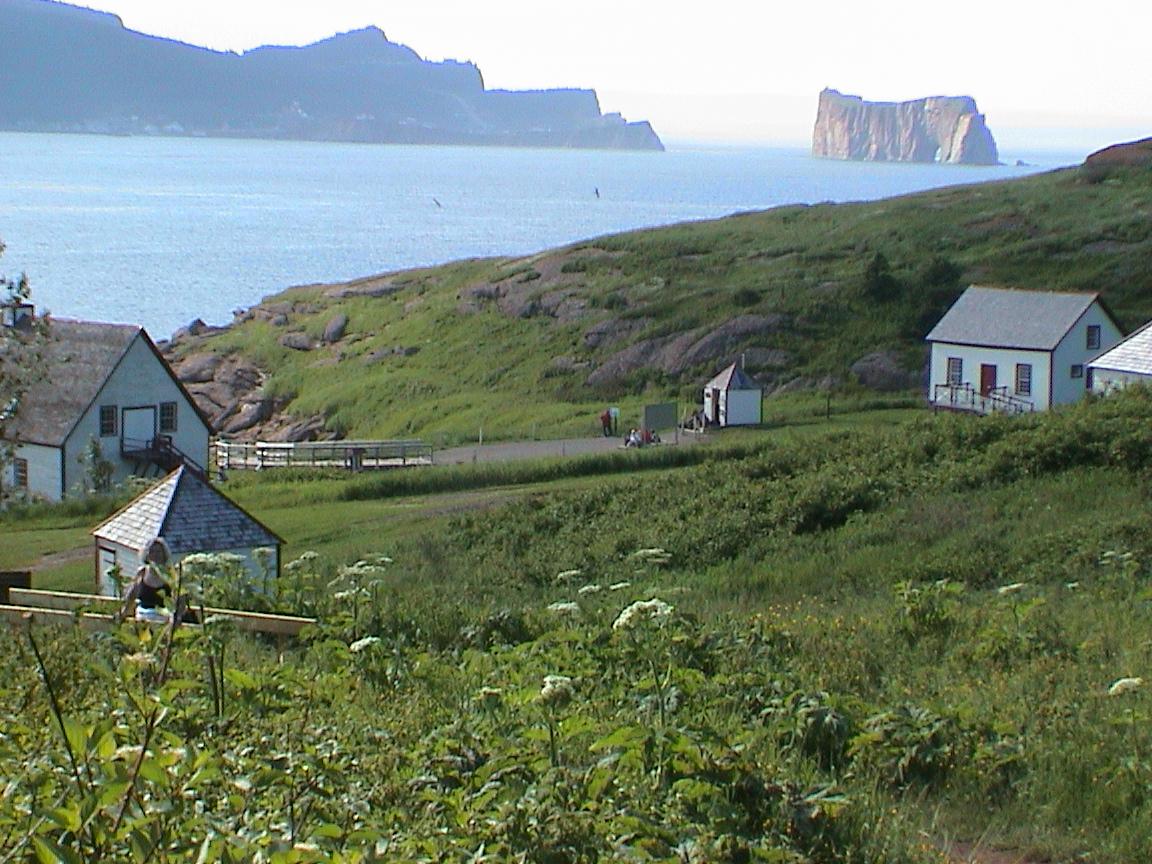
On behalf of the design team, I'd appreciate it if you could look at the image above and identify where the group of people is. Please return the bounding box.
[624,427,660,448]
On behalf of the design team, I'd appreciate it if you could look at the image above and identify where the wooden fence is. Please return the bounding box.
[215,439,433,472]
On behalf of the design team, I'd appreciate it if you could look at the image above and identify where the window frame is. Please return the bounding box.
[1071,364,1085,379]
[159,401,178,434]
[1015,363,1033,397]
[99,405,117,437]
[1087,324,1101,351]
[13,457,28,489]
[946,356,963,386]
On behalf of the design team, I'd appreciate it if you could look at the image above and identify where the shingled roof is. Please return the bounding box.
[93,466,282,555]
[925,286,1108,351]
[705,362,759,392]
[1089,320,1152,376]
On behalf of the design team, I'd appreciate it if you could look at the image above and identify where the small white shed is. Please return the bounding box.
[92,466,282,596]
[703,362,762,427]
[1088,321,1152,392]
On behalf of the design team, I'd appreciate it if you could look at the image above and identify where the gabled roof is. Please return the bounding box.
[2,317,211,447]
[93,466,282,554]
[705,362,759,392]
[925,286,1106,351]
[1088,320,1152,376]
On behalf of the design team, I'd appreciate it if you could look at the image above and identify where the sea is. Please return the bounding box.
[0,132,1085,339]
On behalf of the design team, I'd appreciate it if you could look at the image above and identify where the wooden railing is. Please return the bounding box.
[216,439,433,472]
[121,435,208,478]
[932,383,1035,415]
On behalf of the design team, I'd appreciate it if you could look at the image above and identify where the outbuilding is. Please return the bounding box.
[92,465,282,596]
[702,362,762,427]
[1088,320,1152,392]
[926,285,1123,413]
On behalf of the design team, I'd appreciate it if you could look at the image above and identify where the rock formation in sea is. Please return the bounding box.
[812,88,999,165]
[0,0,663,151]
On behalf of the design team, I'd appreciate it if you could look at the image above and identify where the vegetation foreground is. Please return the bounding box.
[3,391,1152,862]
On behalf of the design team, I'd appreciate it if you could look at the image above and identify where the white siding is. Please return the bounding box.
[929,343,1050,409]
[64,334,210,498]
[10,442,62,501]
[1050,304,1123,406]
[1091,369,1152,393]
[722,389,762,426]
[94,542,280,599]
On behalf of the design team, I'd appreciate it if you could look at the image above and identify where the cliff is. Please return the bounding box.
[0,0,663,151]
[812,88,998,165]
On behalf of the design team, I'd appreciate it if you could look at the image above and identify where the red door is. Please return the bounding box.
[980,364,997,396]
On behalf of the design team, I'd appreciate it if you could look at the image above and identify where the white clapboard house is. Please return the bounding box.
[926,286,1123,414]
[1088,321,1152,393]
[702,361,763,427]
[2,305,211,501]
[92,465,283,596]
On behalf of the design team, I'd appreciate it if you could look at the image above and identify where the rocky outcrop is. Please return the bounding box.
[812,89,999,165]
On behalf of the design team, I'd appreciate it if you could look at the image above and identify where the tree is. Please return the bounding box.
[0,241,50,501]
[862,251,902,302]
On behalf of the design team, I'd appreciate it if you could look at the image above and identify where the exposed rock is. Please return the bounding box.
[583,317,654,350]
[174,352,224,384]
[549,355,593,373]
[363,345,419,364]
[1083,137,1152,170]
[221,400,273,435]
[850,351,921,392]
[669,315,789,374]
[280,332,314,351]
[323,277,406,299]
[812,88,999,165]
[323,313,349,344]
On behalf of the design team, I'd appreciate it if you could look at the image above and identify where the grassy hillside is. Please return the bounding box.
[3,391,1152,861]
[170,153,1152,442]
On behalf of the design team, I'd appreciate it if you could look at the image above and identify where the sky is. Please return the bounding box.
[74,0,1152,152]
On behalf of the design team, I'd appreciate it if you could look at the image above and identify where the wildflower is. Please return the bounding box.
[540,675,574,708]
[997,582,1027,596]
[349,636,381,653]
[630,547,673,565]
[1108,677,1144,697]
[612,598,674,631]
[554,569,583,584]
[477,687,503,709]
[577,583,602,596]
[122,651,156,666]
[547,601,581,616]
[609,581,632,591]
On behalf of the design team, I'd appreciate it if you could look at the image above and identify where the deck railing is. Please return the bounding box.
[121,435,208,478]
[216,438,433,472]
[931,383,1035,415]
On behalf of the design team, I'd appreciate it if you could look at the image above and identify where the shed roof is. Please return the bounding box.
[704,362,759,392]
[93,466,282,554]
[2,317,211,447]
[925,286,1104,351]
[1088,320,1152,376]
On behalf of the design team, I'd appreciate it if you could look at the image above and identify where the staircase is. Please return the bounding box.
[121,435,208,479]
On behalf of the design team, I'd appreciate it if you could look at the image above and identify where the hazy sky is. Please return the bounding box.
[76,0,1152,151]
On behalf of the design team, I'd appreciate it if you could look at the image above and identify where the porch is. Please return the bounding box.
[931,383,1035,415]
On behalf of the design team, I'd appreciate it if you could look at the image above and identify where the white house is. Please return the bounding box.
[2,309,212,501]
[702,362,763,427]
[92,465,283,596]
[925,286,1123,413]
[1088,321,1152,392]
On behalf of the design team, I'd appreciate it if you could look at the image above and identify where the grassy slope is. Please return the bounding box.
[175,160,1152,441]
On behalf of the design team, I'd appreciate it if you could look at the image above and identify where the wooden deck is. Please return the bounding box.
[216,438,433,472]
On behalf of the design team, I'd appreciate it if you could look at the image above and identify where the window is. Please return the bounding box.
[1087,325,1101,350]
[99,405,117,437]
[159,401,178,433]
[946,357,963,386]
[1071,364,1084,379]
[1015,363,1033,396]
[13,458,27,489]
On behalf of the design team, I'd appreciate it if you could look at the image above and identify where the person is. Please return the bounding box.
[127,537,173,623]
[600,409,613,437]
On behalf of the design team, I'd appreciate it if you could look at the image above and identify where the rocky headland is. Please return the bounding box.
[0,0,663,151]
[812,88,999,165]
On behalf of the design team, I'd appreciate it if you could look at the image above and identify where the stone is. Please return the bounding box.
[323,313,349,343]
[280,332,314,351]
[174,352,223,384]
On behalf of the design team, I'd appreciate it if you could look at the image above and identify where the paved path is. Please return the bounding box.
[432,432,704,466]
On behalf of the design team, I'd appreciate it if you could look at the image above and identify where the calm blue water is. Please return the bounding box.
[0,132,1080,338]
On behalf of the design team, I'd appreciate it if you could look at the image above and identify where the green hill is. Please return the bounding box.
[168,143,1152,442]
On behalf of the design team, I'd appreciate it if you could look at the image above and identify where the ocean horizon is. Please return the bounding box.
[0,131,1082,339]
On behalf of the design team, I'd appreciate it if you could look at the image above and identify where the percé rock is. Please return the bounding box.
[0,0,663,151]
[812,88,999,165]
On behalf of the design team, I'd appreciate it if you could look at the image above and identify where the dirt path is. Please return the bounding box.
[432,432,704,465]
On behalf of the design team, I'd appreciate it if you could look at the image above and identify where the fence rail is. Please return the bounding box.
[931,383,1034,415]
[216,439,433,472]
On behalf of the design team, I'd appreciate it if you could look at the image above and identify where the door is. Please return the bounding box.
[121,406,157,451]
[98,546,119,596]
[709,388,721,425]
[979,364,997,396]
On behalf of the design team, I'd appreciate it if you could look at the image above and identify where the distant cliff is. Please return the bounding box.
[0,0,663,151]
[812,89,998,165]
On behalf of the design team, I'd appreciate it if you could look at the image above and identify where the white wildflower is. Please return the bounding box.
[1108,677,1144,697]
[630,547,673,565]
[577,583,603,596]
[349,636,381,653]
[609,581,632,591]
[612,598,674,631]
[476,687,503,709]
[554,569,583,584]
[997,582,1027,596]
[540,674,574,708]
[122,651,156,667]
[547,601,581,616]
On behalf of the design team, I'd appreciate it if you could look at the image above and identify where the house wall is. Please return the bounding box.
[1051,304,1124,405]
[64,334,210,499]
[94,542,281,599]
[929,343,1051,408]
[1090,368,1152,393]
[10,442,62,501]
[722,389,763,426]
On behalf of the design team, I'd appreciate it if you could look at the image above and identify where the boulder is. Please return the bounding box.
[323,313,349,344]
[175,352,223,384]
[280,332,314,351]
